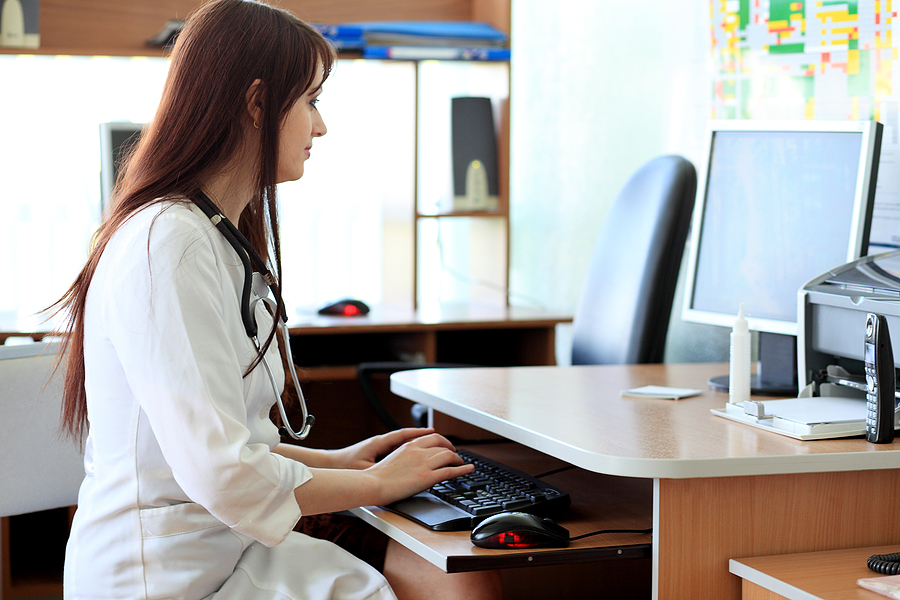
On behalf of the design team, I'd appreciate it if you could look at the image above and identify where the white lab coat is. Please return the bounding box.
[64,202,395,600]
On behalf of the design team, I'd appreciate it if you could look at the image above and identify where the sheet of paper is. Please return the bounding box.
[756,396,866,425]
[858,574,900,599]
[620,385,703,400]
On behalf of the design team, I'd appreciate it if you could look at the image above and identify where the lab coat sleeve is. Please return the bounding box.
[99,206,310,547]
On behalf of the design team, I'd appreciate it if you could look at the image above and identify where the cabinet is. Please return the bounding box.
[286,304,568,449]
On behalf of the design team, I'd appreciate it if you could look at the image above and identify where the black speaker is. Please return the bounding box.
[451,97,499,211]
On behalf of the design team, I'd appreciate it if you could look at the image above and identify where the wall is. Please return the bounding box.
[509,0,728,364]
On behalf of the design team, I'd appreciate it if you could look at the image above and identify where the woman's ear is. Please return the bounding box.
[245,78,264,129]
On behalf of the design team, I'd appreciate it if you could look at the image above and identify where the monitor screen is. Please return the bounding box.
[682,120,882,394]
[99,122,145,209]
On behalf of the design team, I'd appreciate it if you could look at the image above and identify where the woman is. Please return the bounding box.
[52,1,501,598]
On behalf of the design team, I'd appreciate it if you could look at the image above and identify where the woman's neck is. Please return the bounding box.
[200,146,258,225]
[200,179,252,226]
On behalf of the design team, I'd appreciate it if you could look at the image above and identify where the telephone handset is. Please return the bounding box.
[864,313,895,444]
[860,315,898,573]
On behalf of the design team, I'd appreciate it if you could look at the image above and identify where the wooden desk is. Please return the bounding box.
[284,303,570,448]
[730,545,900,599]
[374,363,900,600]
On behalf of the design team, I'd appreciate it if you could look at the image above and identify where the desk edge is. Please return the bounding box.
[729,558,829,600]
[392,377,900,479]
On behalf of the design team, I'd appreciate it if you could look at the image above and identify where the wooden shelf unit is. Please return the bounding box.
[1,0,509,57]
[3,0,512,312]
[413,69,510,308]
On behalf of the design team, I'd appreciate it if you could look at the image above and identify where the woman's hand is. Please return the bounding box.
[293,430,474,515]
[329,428,440,470]
[364,431,474,506]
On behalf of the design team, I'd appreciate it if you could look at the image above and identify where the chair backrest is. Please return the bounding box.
[571,155,697,365]
[0,342,84,517]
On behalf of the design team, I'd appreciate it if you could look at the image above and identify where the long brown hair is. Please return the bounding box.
[50,0,335,439]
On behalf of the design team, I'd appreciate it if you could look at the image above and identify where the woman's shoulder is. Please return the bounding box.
[106,199,219,265]
[136,198,207,228]
[121,199,212,241]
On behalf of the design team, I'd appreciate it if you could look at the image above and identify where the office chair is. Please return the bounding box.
[0,342,84,598]
[357,154,697,429]
[571,154,696,365]
[572,156,697,365]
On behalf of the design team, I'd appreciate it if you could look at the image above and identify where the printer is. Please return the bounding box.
[795,249,900,436]
[714,250,900,440]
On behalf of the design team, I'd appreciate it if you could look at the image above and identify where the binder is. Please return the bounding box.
[363,46,510,61]
[314,21,509,60]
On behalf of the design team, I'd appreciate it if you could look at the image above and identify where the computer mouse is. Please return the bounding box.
[470,512,570,549]
[317,299,370,317]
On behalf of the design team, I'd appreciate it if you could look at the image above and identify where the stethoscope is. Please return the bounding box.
[193,191,315,440]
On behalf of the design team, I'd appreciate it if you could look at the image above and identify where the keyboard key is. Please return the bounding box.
[472,503,503,516]
[502,498,534,511]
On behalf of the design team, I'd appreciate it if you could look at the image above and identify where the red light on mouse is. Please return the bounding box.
[495,532,537,549]
[343,305,359,315]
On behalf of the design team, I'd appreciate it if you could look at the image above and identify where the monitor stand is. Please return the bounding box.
[708,331,798,397]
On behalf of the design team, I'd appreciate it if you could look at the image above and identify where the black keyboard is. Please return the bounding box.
[382,449,571,531]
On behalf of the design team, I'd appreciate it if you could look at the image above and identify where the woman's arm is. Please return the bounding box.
[273,444,339,468]
[273,428,441,469]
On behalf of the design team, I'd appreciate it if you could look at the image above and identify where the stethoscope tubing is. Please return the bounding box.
[253,293,315,440]
[193,192,314,440]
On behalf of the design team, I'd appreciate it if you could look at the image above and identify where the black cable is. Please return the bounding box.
[570,527,653,542]
[868,552,900,574]
[533,465,576,479]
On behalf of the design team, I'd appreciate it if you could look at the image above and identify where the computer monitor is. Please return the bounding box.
[99,121,145,209]
[682,119,883,395]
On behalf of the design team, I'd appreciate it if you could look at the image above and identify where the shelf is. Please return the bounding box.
[298,365,358,382]
[416,211,507,219]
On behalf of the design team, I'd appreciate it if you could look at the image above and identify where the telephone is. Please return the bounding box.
[864,313,895,444]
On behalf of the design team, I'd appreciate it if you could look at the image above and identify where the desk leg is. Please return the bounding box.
[652,479,660,600]
[653,469,900,600]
